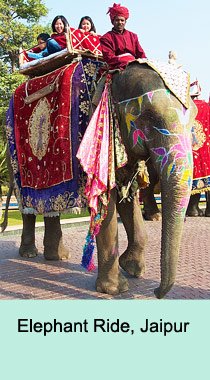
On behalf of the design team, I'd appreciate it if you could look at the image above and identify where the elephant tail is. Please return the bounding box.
[0,183,14,233]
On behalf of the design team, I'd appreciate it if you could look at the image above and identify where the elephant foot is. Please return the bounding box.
[19,244,38,258]
[186,207,204,217]
[205,209,210,217]
[154,283,174,299]
[96,273,128,295]
[143,210,161,221]
[44,239,70,261]
[119,250,145,278]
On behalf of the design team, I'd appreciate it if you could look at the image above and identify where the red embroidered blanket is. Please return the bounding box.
[14,63,78,189]
[70,28,102,56]
[192,100,210,180]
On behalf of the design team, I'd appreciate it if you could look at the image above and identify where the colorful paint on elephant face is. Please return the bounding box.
[121,89,194,216]
[123,89,171,147]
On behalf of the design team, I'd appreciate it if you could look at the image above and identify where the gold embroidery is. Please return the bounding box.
[79,100,90,116]
[36,199,46,214]
[28,98,51,160]
[83,62,98,77]
[192,120,206,151]
[50,192,76,211]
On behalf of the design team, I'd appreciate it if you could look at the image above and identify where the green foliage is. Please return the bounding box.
[0,62,25,148]
[0,210,90,226]
[0,62,25,109]
[0,143,9,187]
[0,0,50,149]
[0,0,49,71]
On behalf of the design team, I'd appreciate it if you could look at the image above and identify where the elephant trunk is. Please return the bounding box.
[154,174,192,299]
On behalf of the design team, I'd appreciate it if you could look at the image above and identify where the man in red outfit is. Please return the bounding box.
[100,3,146,70]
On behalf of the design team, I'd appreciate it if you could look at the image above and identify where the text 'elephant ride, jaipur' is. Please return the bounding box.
[2,31,197,298]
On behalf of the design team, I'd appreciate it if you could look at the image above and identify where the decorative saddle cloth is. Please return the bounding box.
[6,58,103,215]
[136,58,191,108]
[191,99,210,193]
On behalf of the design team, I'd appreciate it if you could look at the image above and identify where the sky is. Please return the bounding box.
[41,0,210,100]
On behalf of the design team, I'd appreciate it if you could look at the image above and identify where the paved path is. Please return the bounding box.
[0,218,209,300]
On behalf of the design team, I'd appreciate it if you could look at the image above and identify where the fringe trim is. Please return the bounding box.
[81,230,96,271]
[19,206,87,217]
[191,187,210,195]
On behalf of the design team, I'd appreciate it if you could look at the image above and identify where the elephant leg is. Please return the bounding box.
[186,193,204,216]
[96,190,128,295]
[141,161,161,221]
[43,216,70,260]
[205,191,210,217]
[117,195,147,277]
[19,214,38,258]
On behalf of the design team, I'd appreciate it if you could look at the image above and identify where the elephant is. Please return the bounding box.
[2,59,197,299]
[83,61,197,298]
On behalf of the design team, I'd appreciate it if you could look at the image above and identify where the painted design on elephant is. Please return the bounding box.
[152,129,193,183]
[151,104,193,173]
[151,104,193,215]
[123,89,171,147]
[177,195,191,216]
[28,98,51,160]
[174,105,192,127]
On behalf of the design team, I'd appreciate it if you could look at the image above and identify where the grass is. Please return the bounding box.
[0,209,90,227]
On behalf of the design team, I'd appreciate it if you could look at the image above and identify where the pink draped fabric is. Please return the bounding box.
[77,83,111,213]
[77,78,128,270]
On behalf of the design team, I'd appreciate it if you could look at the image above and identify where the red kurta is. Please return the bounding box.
[51,32,67,49]
[100,28,146,69]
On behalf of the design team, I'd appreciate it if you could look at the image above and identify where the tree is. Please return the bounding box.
[0,0,50,200]
[0,0,50,127]
[0,0,49,72]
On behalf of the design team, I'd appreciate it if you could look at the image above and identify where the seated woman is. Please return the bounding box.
[48,15,69,54]
[70,16,102,56]
[78,16,97,35]
[25,15,69,62]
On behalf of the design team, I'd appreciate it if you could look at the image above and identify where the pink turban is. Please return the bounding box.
[107,3,129,22]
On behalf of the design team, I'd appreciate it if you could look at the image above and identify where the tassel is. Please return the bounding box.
[81,230,96,271]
